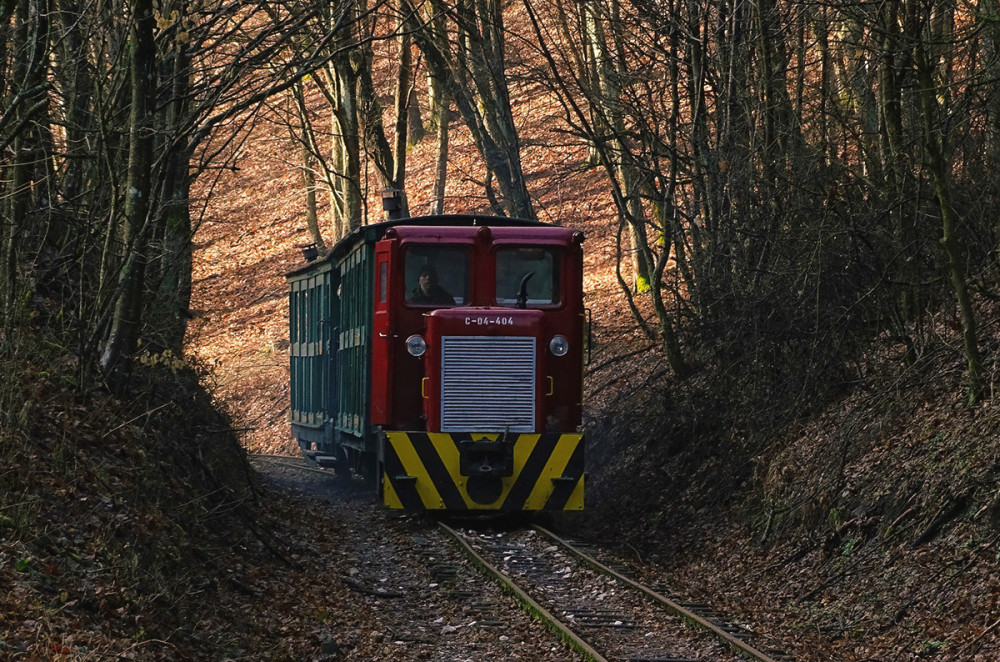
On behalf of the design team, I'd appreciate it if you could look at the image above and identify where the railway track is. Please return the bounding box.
[441,523,791,662]
[251,454,791,660]
[249,453,338,477]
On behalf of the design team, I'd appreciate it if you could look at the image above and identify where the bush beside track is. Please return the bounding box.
[578,300,1000,660]
[0,322,364,659]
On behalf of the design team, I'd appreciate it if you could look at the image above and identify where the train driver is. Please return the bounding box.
[409,264,456,306]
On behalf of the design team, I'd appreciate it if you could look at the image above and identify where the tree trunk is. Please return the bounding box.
[54,0,94,207]
[916,38,984,401]
[3,0,49,323]
[301,144,325,250]
[100,0,156,383]
[391,21,412,213]
[430,89,450,215]
[154,161,193,354]
[876,0,910,297]
[145,35,195,355]
[291,76,328,250]
[587,0,652,291]
[331,52,363,236]
[407,86,424,147]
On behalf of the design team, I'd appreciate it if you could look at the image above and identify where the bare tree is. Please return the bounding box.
[1,0,359,386]
[100,0,156,380]
[402,0,535,219]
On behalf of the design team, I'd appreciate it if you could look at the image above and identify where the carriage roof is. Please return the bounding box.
[285,215,558,278]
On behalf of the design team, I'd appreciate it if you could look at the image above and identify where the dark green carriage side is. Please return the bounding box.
[287,236,375,470]
[288,261,337,443]
[332,242,374,469]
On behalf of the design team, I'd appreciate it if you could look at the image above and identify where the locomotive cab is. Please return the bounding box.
[288,216,586,512]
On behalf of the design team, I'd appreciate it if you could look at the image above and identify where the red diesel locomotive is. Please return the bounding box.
[286,214,586,511]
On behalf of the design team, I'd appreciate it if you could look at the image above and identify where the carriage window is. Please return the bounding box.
[496,247,560,306]
[404,245,469,306]
[378,261,388,303]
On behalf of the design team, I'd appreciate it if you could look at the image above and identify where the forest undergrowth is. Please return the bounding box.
[580,297,1000,660]
[0,321,363,660]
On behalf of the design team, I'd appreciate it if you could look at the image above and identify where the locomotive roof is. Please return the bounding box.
[285,214,563,277]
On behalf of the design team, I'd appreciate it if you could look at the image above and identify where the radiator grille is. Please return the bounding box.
[440,336,536,432]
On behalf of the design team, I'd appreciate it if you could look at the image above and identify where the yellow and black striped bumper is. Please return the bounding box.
[382,432,584,511]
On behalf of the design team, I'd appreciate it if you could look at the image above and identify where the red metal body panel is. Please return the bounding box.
[370,241,395,424]
[368,224,585,434]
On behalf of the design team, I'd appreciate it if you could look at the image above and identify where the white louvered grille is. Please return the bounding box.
[440,336,536,432]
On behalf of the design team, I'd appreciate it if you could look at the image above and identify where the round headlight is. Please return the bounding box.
[549,335,569,357]
[406,335,427,357]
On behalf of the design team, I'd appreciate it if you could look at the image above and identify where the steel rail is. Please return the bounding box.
[248,454,336,477]
[437,521,608,662]
[532,525,780,662]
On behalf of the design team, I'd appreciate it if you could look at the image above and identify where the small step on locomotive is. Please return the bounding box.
[286,198,587,511]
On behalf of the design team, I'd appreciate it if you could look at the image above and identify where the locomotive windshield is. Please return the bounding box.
[495,247,560,306]
[404,245,469,306]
